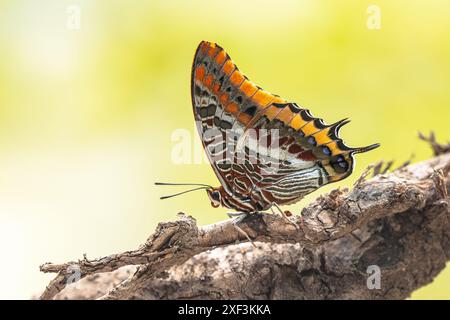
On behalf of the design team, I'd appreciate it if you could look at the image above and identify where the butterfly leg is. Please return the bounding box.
[227,212,255,246]
[270,203,299,229]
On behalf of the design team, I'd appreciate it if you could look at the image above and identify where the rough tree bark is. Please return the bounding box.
[39,133,450,300]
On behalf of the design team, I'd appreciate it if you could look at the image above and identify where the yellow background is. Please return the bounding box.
[0,0,449,299]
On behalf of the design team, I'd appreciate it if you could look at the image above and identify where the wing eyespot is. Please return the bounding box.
[322,146,331,156]
[307,136,317,146]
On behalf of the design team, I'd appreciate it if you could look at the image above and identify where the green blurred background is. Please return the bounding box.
[0,0,449,299]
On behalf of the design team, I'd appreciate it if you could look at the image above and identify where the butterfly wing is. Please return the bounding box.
[235,102,379,207]
[191,41,379,209]
[191,41,286,198]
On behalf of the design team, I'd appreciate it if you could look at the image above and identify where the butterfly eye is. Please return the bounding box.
[211,191,221,202]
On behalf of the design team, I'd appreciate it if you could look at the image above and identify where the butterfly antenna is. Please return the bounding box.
[155,182,213,200]
[155,182,212,188]
[159,186,209,200]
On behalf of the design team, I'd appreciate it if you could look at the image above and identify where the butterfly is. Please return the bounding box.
[159,41,379,218]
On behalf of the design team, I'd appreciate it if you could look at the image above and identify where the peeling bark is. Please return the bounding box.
[40,135,450,300]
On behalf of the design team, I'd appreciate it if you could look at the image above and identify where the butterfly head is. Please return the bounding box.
[206,186,223,208]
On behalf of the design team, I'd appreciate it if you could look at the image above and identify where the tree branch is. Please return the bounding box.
[39,135,450,300]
